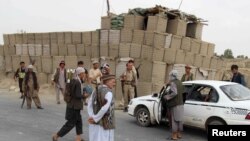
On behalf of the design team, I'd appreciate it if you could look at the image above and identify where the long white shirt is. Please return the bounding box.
[87,88,114,141]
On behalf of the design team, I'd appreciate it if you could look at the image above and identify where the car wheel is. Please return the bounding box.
[208,119,225,125]
[136,108,151,127]
[206,119,226,134]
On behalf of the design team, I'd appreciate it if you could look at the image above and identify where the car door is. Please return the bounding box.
[184,84,218,128]
[153,97,162,124]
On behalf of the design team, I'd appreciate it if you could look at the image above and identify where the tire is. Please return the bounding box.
[136,108,151,127]
[208,119,225,125]
[206,119,225,134]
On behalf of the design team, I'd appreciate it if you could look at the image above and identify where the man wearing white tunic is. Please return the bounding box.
[87,74,116,141]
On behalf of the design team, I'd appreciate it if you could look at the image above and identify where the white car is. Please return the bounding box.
[128,80,250,130]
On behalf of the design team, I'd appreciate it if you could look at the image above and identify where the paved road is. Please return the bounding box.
[0,89,207,141]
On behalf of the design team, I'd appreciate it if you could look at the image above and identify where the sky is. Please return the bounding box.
[0,0,250,57]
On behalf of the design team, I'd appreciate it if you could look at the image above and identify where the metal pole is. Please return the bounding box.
[178,0,184,10]
[107,0,110,16]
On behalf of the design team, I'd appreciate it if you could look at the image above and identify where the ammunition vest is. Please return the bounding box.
[18,68,26,79]
[167,79,184,107]
[54,68,67,83]
[93,85,115,130]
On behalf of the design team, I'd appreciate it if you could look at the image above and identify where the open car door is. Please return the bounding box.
[153,85,170,124]
[153,96,162,124]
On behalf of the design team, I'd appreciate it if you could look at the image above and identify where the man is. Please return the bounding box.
[52,67,87,141]
[120,62,137,112]
[128,59,140,98]
[164,70,184,140]
[22,65,43,109]
[52,61,67,104]
[77,61,88,74]
[89,61,102,89]
[231,64,246,86]
[88,74,116,141]
[74,61,89,80]
[181,65,194,82]
[100,63,111,76]
[14,61,26,98]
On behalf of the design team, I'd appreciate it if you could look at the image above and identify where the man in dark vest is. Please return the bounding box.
[164,70,184,140]
[22,65,43,109]
[231,64,246,86]
[14,61,26,98]
[52,67,86,141]
[87,74,116,141]
[52,61,67,104]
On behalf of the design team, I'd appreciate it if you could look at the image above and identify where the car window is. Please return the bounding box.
[187,85,219,103]
[220,84,250,101]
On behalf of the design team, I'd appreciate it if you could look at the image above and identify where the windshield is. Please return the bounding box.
[220,84,250,101]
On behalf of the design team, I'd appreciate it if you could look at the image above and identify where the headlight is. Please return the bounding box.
[129,100,133,105]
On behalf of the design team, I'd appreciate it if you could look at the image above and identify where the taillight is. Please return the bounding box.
[245,113,250,120]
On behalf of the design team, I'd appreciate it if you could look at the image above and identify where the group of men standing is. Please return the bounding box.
[13,58,247,141]
[50,60,116,141]
[14,62,43,109]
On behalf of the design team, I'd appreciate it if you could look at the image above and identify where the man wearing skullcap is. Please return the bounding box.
[22,65,43,109]
[164,70,184,140]
[52,67,86,141]
[88,74,116,141]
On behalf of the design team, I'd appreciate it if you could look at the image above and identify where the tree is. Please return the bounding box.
[237,55,244,59]
[223,49,234,59]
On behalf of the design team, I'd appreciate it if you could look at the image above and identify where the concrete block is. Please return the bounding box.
[12,55,20,72]
[72,32,82,44]
[147,16,167,33]
[164,48,177,64]
[132,30,144,44]
[120,29,133,43]
[42,56,54,73]
[109,44,119,58]
[42,33,50,44]
[152,61,166,83]
[170,35,182,49]
[91,31,100,45]
[58,44,67,56]
[175,50,185,64]
[152,48,164,61]
[181,37,191,51]
[190,39,201,54]
[50,32,58,44]
[51,44,59,56]
[82,31,92,45]
[76,44,85,56]
[141,45,153,61]
[119,43,131,58]
[144,31,154,46]
[130,44,142,58]
[109,30,120,44]
[43,44,50,56]
[167,19,187,36]
[65,56,78,69]
[64,32,72,44]
[67,44,76,56]
[57,32,65,44]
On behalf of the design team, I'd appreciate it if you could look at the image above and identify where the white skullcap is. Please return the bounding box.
[92,60,99,64]
[76,67,85,75]
[169,70,178,78]
[27,65,33,69]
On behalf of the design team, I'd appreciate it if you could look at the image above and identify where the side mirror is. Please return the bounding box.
[152,93,158,97]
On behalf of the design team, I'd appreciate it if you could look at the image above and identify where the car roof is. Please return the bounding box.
[182,80,237,87]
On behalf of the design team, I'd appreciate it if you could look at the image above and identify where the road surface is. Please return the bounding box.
[0,89,207,141]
